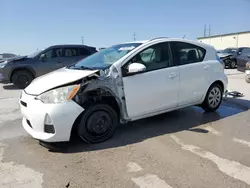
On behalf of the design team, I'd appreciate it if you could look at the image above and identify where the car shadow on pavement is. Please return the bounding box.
[2,84,19,90]
[44,97,250,153]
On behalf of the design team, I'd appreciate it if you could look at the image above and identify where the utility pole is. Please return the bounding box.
[208,24,211,38]
[81,36,84,45]
[204,24,206,37]
[133,32,136,41]
[208,24,211,44]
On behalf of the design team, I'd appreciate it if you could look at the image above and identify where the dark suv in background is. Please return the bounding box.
[0,44,97,88]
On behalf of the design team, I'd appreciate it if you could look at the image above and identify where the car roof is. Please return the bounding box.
[122,37,214,49]
[123,40,149,44]
[49,44,96,48]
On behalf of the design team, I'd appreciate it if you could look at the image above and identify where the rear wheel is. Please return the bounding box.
[201,83,223,112]
[12,70,34,89]
[77,104,118,143]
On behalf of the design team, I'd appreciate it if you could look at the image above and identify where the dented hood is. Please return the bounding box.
[217,53,232,58]
[25,68,99,95]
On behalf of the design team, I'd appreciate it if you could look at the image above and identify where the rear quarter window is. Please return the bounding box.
[170,42,206,65]
[79,47,91,56]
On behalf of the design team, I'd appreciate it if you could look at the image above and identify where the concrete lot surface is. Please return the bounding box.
[0,69,250,188]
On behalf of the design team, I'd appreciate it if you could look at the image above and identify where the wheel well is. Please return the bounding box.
[10,68,35,82]
[70,89,120,140]
[211,80,224,92]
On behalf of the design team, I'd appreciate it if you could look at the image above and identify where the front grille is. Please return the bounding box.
[26,119,32,128]
[20,101,27,107]
[44,124,55,134]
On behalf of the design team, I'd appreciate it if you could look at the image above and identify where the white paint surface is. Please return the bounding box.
[127,162,143,172]
[0,143,43,188]
[132,174,173,188]
[203,126,222,136]
[233,138,250,148]
[171,135,250,185]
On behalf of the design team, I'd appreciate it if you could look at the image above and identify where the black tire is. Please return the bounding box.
[12,70,34,89]
[77,103,118,144]
[229,60,236,69]
[201,83,223,112]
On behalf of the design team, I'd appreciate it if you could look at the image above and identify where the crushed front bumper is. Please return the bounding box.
[20,90,84,142]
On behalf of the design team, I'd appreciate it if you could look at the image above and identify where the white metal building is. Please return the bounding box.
[197,31,250,50]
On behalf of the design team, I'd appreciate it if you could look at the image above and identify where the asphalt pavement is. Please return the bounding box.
[0,69,250,188]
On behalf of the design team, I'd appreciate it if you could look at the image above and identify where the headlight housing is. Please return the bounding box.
[0,60,8,68]
[36,84,80,104]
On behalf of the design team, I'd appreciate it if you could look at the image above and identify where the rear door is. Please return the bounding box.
[63,47,80,66]
[62,47,93,67]
[170,41,207,106]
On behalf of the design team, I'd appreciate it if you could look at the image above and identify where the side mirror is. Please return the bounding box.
[127,63,146,75]
[39,54,46,61]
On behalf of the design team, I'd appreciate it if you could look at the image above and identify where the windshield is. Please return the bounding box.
[27,50,42,58]
[69,43,142,70]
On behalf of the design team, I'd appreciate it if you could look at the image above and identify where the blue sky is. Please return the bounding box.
[1,0,250,55]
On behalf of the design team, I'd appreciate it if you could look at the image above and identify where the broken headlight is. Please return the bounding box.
[36,85,80,104]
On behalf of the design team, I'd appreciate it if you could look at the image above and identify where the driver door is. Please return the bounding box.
[36,48,65,76]
[122,42,179,119]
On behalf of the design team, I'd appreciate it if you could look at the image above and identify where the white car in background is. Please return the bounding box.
[20,38,228,144]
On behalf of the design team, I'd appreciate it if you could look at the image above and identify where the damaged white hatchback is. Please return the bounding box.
[20,38,228,143]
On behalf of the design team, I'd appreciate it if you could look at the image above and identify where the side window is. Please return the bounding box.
[242,49,250,55]
[39,48,63,60]
[130,42,171,72]
[40,49,53,59]
[64,48,78,57]
[171,42,206,65]
[54,48,63,58]
[140,48,155,63]
[79,47,91,56]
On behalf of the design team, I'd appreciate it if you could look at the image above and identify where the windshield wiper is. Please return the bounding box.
[79,66,94,70]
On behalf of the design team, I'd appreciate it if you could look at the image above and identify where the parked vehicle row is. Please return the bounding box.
[0,45,97,88]
[19,38,228,144]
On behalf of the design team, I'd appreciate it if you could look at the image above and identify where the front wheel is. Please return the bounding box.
[12,70,34,89]
[201,84,223,112]
[230,60,236,69]
[77,104,118,143]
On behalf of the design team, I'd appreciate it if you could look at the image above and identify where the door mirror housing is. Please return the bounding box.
[39,54,46,61]
[127,63,146,75]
